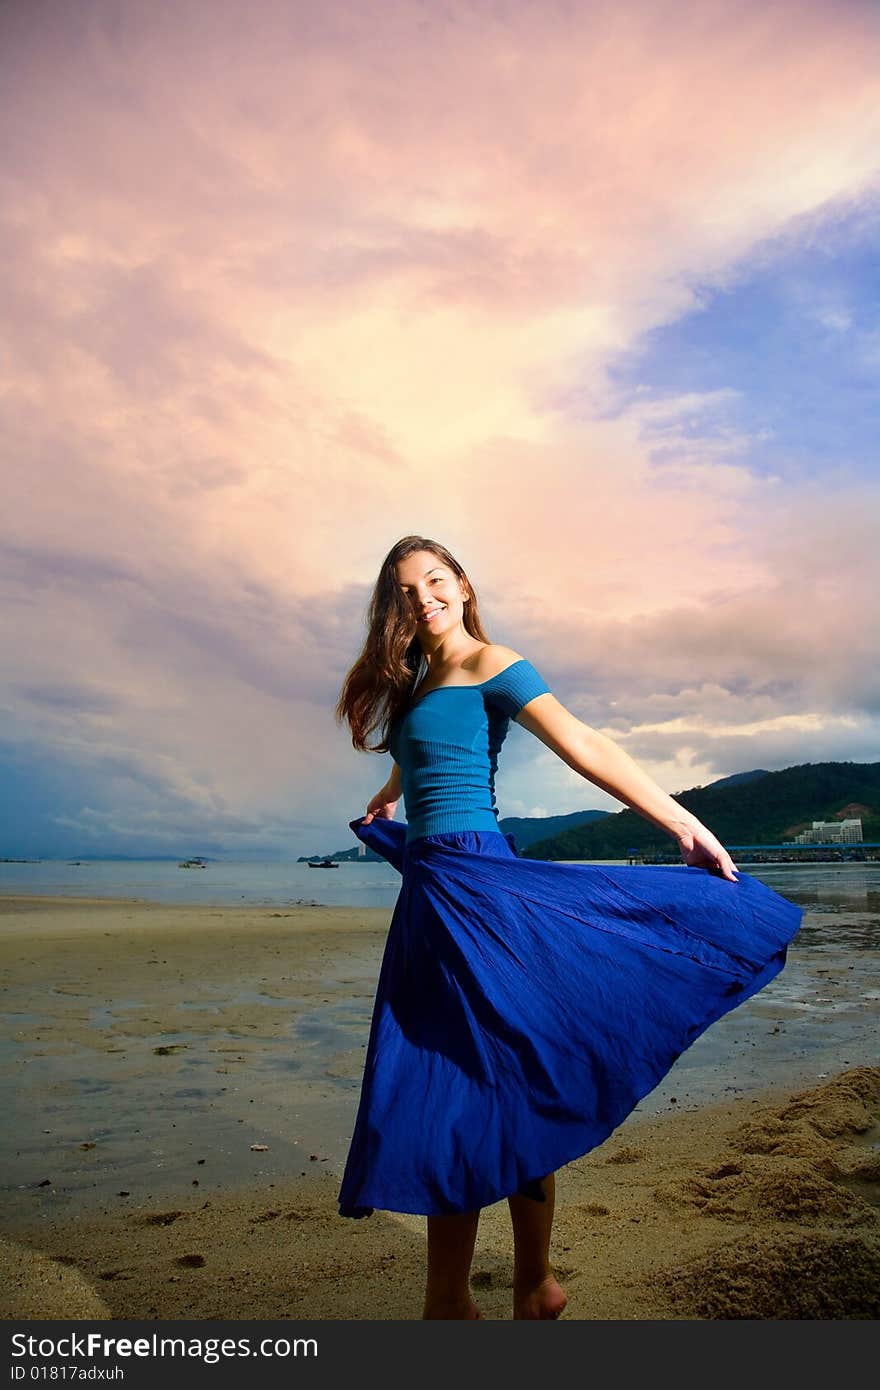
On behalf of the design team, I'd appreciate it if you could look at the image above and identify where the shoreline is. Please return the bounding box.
[1,858,876,918]
[2,894,878,1319]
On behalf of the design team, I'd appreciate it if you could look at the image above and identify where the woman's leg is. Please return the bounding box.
[506,1173,568,1319]
[423,1209,483,1319]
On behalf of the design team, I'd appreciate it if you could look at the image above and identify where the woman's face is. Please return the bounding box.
[395,550,469,637]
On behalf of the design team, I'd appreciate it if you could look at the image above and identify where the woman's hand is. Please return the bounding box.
[676,820,739,882]
[513,708,741,882]
[363,784,400,825]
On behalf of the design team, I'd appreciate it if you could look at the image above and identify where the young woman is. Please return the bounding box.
[334,534,802,1320]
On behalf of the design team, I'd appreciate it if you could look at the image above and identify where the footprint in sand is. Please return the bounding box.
[134,1211,187,1227]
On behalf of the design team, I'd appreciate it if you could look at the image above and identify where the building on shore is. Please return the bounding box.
[794,818,863,845]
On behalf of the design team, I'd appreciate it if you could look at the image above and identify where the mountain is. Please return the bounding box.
[497,809,610,850]
[520,762,880,860]
[706,769,770,790]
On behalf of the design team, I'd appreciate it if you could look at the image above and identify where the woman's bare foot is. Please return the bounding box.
[422,1295,483,1320]
[513,1273,568,1319]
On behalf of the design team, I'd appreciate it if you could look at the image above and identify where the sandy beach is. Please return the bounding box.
[1,894,878,1320]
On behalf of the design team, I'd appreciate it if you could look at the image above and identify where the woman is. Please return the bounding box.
[334,534,802,1320]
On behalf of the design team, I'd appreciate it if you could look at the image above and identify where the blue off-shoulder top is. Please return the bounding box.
[388,657,552,843]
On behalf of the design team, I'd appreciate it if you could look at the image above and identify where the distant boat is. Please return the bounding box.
[307,858,339,868]
[179,856,207,869]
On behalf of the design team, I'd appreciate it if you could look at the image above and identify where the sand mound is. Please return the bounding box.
[654,1065,880,1225]
[647,1069,880,1318]
[603,1145,646,1165]
[655,1154,876,1225]
[659,1231,880,1319]
[727,1066,880,1157]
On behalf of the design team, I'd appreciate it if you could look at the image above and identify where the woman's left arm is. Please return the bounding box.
[516,694,739,881]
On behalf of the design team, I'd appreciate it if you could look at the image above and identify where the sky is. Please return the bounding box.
[1,0,878,859]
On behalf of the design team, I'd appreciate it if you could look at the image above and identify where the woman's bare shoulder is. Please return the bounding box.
[474,643,526,680]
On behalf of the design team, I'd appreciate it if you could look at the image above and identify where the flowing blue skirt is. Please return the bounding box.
[337,816,803,1219]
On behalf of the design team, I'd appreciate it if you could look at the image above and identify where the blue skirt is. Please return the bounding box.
[337,816,803,1219]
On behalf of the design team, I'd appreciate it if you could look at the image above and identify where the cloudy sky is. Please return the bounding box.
[2,0,878,859]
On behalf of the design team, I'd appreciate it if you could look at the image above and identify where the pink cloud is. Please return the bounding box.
[1,0,878,849]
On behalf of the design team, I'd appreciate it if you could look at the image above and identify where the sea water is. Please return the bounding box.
[2,854,878,914]
[0,855,398,909]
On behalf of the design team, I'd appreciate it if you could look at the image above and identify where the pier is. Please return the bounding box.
[627,843,880,865]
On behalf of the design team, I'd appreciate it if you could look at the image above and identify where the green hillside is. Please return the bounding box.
[521,761,880,860]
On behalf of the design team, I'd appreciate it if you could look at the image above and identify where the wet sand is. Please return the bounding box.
[1,895,878,1320]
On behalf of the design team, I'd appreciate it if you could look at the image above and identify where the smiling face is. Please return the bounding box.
[395,549,470,639]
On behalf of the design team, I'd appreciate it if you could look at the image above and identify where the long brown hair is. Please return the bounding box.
[335,535,492,753]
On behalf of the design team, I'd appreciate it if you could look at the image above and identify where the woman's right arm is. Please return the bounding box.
[363,760,402,824]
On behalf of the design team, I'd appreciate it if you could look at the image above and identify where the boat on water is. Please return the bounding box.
[307,858,339,868]
[179,856,208,869]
